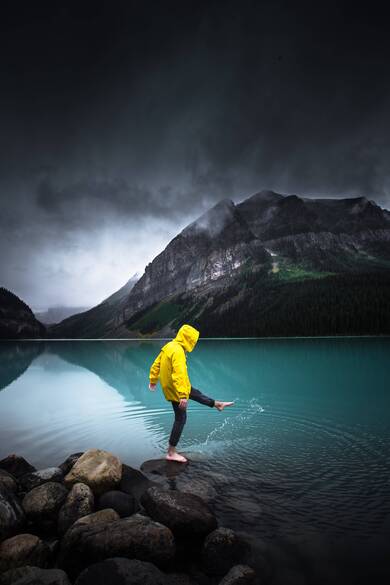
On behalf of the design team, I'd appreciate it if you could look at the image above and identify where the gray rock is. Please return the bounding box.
[19,468,64,493]
[22,482,68,531]
[58,453,84,476]
[119,464,155,502]
[74,557,166,585]
[0,533,51,573]
[176,478,217,504]
[72,508,120,529]
[59,513,175,579]
[141,486,217,537]
[202,528,249,576]
[64,449,122,496]
[218,565,256,585]
[0,455,36,479]
[140,459,188,480]
[0,488,25,542]
[0,566,71,585]
[58,483,94,535]
[0,471,17,495]
[97,490,136,518]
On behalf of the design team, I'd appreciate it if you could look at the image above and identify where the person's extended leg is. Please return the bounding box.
[189,386,215,407]
[189,386,235,411]
[167,401,188,463]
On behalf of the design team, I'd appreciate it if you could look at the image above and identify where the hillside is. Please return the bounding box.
[0,288,46,339]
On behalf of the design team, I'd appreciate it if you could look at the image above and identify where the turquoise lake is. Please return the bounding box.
[0,338,389,584]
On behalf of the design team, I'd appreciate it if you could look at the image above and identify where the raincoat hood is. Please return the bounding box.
[174,324,200,353]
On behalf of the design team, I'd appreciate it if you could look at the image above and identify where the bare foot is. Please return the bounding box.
[214,401,235,411]
[166,452,188,463]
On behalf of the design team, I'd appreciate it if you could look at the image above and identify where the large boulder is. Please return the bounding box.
[141,486,217,537]
[59,513,175,578]
[19,468,64,493]
[0,488,25,542]
[64,449,122,495]
[202,528,249,576]
[0,533,51,573]
[0,471,17,495]
[176,478,217,504]
[58,483,94,536]
[218,565,256,585]
[72,509,120,528]
[59,453,84,476]
[0,566,71,585]
[119,464,155,502]
[22,482,68,531]
[74,557,166,585]
[0,455,36,479]
[97,491,136,518]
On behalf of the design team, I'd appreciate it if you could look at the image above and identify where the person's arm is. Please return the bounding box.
[171,346,189,407]
[149,351,162,390]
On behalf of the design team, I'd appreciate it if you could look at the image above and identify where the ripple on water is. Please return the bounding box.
[179,397,390,542]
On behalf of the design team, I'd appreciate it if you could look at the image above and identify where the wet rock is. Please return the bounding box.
[202,528,249,576]
[176,478,217,504]
[0,455,36,479]
[218,565,256,585]
[22,482,68,531]
[0,488,25,542]
[58,453,84,476]
[140,459,188,480]
[74,557,166,585]
[72,508,120,528]
[97,490,136,518]
[64,449,122,495]
[19,468,64,493]
[0,566,71,585]
[58,483,94,535]
[59,513,175,578]
[0,471,17,494]
[141,486,217,537]
[119,464,155,502]
[0,533,51,573]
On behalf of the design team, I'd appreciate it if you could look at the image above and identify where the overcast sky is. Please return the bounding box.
[1,0,389,310]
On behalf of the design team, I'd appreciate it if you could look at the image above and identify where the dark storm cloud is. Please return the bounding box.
[1,0,390,307]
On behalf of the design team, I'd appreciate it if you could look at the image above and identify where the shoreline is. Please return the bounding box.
[2,334,390,342]
[0,448,259,585]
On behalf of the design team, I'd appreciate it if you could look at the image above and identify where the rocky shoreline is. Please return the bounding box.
[0,449,258,585]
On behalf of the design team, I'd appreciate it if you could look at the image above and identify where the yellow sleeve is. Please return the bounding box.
[149,351,162,385]
[171,346,189,399]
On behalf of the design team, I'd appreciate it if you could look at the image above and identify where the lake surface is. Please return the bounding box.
[0,338,389,584]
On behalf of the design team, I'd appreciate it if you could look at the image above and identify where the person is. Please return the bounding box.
[149,323,234,463]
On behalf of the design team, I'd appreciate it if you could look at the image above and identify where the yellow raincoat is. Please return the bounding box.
[149,324,200,401]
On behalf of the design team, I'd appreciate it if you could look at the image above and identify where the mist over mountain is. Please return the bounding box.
[49,273,140,338]
[49,189,390,339]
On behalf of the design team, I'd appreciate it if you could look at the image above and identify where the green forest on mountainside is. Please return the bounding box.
[125,271,390,337]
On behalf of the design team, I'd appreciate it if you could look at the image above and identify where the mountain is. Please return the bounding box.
[0,288,46,339]
[48,273,140,338]
[53,191,390,338]
[35,306,92,325]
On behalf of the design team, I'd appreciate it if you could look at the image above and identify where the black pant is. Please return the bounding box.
[169,386,215,447]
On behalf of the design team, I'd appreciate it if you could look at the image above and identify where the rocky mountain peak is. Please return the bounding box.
[181,198,237,239]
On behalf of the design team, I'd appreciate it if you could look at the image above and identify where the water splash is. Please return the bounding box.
[203,397,265,446]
